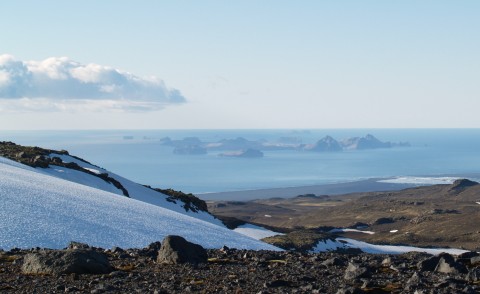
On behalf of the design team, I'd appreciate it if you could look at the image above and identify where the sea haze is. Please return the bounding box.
[2,129,480,196]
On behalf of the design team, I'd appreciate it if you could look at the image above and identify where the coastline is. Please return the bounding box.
[198,178,415,201]
[198,173,480,201]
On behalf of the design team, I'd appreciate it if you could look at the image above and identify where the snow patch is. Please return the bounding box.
[330,228,375,235]
[378,176,459,185]
[84,168,101,174]
[233,224,283,240]
[390,230,399,233]
[310,237,468,255]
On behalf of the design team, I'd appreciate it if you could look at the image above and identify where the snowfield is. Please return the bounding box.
[45,153,223,226]
[0,157,279,251]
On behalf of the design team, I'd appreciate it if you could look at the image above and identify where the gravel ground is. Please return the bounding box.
[1,243,480,294]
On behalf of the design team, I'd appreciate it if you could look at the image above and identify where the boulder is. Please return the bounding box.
[435,253,467,274]
[22,249,112,275]
[417,255,441,272]
[157,235,208,264]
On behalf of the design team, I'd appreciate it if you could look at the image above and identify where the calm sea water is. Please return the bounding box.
[2,129,480,194]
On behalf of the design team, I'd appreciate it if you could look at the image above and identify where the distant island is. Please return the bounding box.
[304,134,410,152]
[160,134,410,155]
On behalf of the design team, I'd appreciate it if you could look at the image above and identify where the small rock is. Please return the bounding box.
[157,235,207,264]
[264,279,291,288]
[67,241,90,250]
[344,262,370,281]
[381,257,392,266]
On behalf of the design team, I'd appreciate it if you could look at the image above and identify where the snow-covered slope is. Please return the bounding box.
[0,157,279,251]
[233,224,283,240]
[42,153,223,226]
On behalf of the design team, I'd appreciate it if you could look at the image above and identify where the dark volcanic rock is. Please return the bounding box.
[417,255,441,272]
[157,235,208,264]
[435,253,467,274]
[372,217,395,225]
[21,249,112,275]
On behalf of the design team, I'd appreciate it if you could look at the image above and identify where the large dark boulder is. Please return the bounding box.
[417,255,441,272]
[21,249,112,275]
[157,235,208,264]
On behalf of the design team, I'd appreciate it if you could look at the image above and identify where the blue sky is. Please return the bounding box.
[0,1,479,129]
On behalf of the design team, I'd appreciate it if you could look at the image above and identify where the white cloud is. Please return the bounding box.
[0,55,185,112]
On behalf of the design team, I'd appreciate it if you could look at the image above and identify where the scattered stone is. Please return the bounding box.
[3,242,480,293]
[156,235,208,264]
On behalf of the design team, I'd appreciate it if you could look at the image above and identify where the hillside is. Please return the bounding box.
[0,141,221,225]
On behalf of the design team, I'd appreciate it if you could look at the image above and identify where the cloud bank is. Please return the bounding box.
[0,55,185,112]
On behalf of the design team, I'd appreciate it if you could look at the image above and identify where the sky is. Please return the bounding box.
[0,0,479,129]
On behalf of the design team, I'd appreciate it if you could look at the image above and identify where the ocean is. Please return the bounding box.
[2,129,480,196]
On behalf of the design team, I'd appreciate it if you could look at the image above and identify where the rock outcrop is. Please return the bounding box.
[21,248,112,275]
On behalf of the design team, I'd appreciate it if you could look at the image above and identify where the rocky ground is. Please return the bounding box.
[1,237,480,293]
[209,179,480,251]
